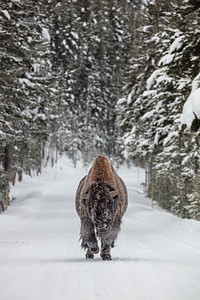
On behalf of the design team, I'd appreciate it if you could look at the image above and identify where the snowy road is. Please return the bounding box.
[1,157,200,300]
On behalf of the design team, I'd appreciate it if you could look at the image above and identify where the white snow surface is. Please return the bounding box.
[1,156,200,300]
[180,87,200,128]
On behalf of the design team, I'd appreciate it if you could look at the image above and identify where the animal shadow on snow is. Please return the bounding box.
[45,257,169,264]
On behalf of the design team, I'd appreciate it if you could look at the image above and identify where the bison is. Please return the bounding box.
[75,155,128,260]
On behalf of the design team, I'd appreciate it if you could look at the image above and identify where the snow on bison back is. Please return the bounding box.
[75,155,128,260]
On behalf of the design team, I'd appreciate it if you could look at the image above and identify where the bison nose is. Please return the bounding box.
[96,221,109,230]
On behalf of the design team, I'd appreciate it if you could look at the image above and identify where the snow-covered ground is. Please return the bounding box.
[1,156,200,300]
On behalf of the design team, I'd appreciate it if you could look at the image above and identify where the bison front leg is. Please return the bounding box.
[100,220,121,260]
[99,231,113,260]
[101,242,112,260]
[80,218,99,259]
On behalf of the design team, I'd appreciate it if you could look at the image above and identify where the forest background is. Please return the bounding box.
[1,0,200,220]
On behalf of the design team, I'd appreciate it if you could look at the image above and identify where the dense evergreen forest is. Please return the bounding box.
[0,0,200,220]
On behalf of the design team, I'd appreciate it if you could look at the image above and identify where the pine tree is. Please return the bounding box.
[0,0,141,211]
[48,0,136,163]
[118,0,200,219]
[0,0,53,207]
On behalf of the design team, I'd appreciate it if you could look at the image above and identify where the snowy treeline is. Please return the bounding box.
[0,0,137,209]
[118,0,200,220]
[0,0,53,209]
[1,0,200,221]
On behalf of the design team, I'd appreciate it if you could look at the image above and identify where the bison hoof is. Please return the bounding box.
[101,253,112,261]
[86,252,94,259]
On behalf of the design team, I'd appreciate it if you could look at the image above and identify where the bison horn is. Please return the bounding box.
[82,187,89,200]
[82,193,89,200]
[110,190,118,198]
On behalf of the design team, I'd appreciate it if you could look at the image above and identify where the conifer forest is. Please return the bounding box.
[1,0,200,220]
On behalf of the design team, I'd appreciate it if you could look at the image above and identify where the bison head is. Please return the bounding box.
[83,182,118,232]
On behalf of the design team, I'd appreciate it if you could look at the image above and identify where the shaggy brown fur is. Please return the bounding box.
[75,155,128,260]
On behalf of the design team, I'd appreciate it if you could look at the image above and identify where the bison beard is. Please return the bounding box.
[75,155,128,260]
